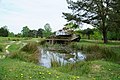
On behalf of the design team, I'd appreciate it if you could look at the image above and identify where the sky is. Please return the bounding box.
[0,0,93,34]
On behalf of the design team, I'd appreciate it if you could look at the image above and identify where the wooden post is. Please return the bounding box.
[51,39,54,45]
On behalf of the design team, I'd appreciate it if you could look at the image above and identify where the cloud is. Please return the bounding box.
[0,0,69,33]
[0,0,92,34]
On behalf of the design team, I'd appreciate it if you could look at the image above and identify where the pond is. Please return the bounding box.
[39,48,86,68]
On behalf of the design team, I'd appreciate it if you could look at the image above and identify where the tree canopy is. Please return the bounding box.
[21,26,30,37]
[63,0,120,43]
[0,26,9,37]
[43,23,52,37]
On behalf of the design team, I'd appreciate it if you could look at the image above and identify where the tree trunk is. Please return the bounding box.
[103,30,108,43]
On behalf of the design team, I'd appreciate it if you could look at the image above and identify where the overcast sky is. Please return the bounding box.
[0,0,92,34]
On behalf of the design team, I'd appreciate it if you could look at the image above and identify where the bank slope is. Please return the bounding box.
[0,58,88,80]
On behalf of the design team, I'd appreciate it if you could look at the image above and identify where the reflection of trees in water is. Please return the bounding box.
[39,48,86,68]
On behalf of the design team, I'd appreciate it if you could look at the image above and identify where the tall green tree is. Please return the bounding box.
[63,0,119,43]
[108,0,120,40]
[0,26,9,37]
[65,22,79,30]
[83,28,94,39]
[43,23,52,37]
[8,32,15,37]
[28,30,37,38]
[21,26,30,37]
[37,28,44,38]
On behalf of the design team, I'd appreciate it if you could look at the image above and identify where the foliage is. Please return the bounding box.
[15,33,22,37]
[65,22,79,30]
[63,0,120,43]
[8,32,15,37]
[82,28,94,39]
[0,26,9,37]
[92,30,102,40]
[43,23,52,37]
[28,30,37,38]
[108,30,120,40]
[37,28,44,38]
[21,26,30,37]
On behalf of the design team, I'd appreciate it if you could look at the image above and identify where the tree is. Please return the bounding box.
[83,28,94,39]
[8,32,15,37]
[21,26,30,37]
[28,30,37,38]
[92,29,102,40]
[108,0,120,40]
[37,28,44,38]
[15,33,22,37]
[63,0,118,43]
[43,23,52,37]
[65,22,79,30]
[0,26,9,37]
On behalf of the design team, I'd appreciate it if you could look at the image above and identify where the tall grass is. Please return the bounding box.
[9,42,40,63]
[55,60,120,80]
[50,55,62,67]
[21,42,38,54]
[68,42,119,62]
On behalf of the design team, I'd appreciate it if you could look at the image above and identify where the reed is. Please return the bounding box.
[68,42,119,62]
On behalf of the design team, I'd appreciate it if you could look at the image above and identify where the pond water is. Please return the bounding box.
[39,48,86,68]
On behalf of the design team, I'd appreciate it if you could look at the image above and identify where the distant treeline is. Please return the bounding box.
[0,23,52,38]
[0,25,120,41]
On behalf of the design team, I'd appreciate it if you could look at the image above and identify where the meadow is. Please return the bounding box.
[0,37,120,80]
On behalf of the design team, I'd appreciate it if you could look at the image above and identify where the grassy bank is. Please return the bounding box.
[0,58,120,80]
[0,58,86,80]
[9,42,40,63]
[68,39,120,62]
[55,60,120,80]
[0,38,120,80]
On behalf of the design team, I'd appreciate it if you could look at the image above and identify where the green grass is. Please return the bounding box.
[7,43,22,52]
[0,58,120,80]
[0,37,8,59]
[0,37,9,43]
[0,38,120,80]
[0,58,87,80]
[79,39,120,47]
[55,60,120,80]
[68,39,120,62]
[8,42,40,63]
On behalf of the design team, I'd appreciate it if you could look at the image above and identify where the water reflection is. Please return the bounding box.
[39,49,86,68]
